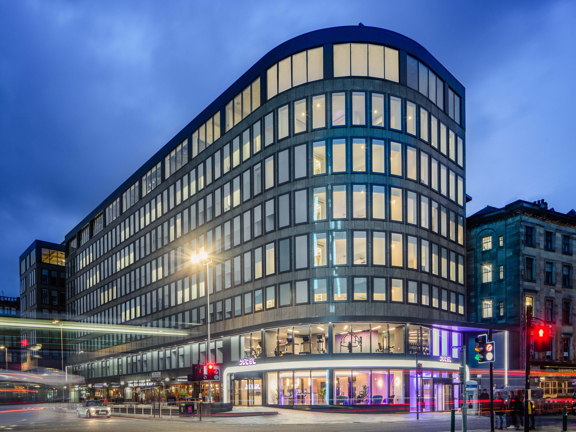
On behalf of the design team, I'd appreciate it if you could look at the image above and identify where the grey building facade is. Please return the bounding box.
[467,199,576,396]
[63,26,471,410]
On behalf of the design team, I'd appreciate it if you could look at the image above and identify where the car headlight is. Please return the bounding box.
[90,407,95,412]
[107,408,111,412]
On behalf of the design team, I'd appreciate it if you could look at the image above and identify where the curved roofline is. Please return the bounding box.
[65,25,465,242]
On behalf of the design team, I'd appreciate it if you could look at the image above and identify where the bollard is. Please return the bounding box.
[563,406,568,432]
[199,402,202,422]
[450,409,455,432]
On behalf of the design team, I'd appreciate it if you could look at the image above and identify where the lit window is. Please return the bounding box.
[482,264,493,283]
[313,141,326,175]
[482,236,492,251]
[482,299,493,319]
[312,95,325,129]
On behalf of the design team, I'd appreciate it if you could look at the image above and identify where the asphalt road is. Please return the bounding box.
[1,405,575,432]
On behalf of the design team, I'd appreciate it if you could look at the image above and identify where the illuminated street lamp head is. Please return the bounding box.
[52,320,60,324]
[191,251,208,264]
[0,346,5,349]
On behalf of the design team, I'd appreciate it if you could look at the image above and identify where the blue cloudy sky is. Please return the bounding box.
[1,0,575,297]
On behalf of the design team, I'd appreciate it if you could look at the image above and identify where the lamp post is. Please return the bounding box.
[0,345,7,370]
[191,251,212,402]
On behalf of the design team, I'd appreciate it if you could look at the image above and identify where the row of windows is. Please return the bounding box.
[69,178,464,299]
[267,47,324,99]
[333,43,399,83]
[71,224,465,316]
[72,85,464,262]
[70,129,464,278]
[19,248,36,276]
[525,226,573,254]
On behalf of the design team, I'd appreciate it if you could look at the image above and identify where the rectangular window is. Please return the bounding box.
[333,277,348,301]
[373,278,386,301]
[373,231,386,266]
[421,239,430,272]
[482,299,493,319]
[525,257,535,281]
[295,235,308,269]
[407,191,417,225]
[390,96,402,131]
[353,277,368,301]
[313,141,326,175]
[295,189,307,224]
[265,112,274,147]
[265,199,275,232]
[545,261,555,285]
[313,233,327,267]
[407,147,417,181]
[294,143,307,179]
[352,185,366,218]
[265,156,274,190]
[313,187,327,221]
[372,185,385,220]
[294,99,307,134]
[372,139,385,173]
[407,236,417,270]
[371,93,384,127]
[332,93,346,126]
[391,279,403,302]
[353,231,367,265]
[408,281,417,304]
[420,107,428,142]
[525,226,534,247]
[390,141,402,176]
[312,95,325,129]
[482,236,492,251]
[563,235,571,254]
[333,231,347,265]
[313,279,328,302]
[352,92,365,125]
[295,280,309,304]
[390,187,402,222]
[333,185,347,219]
[266,243,275,275]
[352,139,366,172]
[332,139,346,173]
[545,231,554,251]
[482,264,493,283]
[391,233,403,267]
[278,105,289,140]
[563,265,572,287]
[279,283,291,307]
[406,101,416,135]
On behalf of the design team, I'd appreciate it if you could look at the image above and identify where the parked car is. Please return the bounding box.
[76,400,111,418]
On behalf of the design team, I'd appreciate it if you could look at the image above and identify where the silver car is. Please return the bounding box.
[76,400,111,418]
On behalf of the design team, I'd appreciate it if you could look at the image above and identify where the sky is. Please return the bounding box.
[1,0,575,298]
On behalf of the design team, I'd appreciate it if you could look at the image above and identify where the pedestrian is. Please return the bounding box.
[507,391,516,428]
[514,393,524,430]
[479,388,490,413]
[494,392,506,430]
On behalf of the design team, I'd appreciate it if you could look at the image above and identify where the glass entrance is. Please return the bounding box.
[434,383,454,411]
[234,378,262,406]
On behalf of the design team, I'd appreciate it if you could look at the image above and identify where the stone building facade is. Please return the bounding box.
[467,199,576,396]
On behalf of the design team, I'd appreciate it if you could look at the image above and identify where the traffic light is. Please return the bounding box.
[534,325,551,352]
[475,334,495,363]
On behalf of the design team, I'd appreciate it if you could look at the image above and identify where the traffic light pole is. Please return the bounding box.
[524,306,532,432]
[462,346,467,432]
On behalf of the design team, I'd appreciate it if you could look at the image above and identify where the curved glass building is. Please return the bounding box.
[65,26,468,411]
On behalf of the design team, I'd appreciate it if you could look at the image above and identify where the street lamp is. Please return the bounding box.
[0,345,7,370]
[190,251,213,402]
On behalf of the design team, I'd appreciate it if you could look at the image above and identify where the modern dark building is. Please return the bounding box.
[19,240,68,371]
[467,199,576,396]
[63,25,471,410]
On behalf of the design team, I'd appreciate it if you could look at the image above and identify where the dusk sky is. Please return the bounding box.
[1,0,575,298]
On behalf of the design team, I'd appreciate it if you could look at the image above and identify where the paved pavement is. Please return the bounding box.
[0,404,575,431]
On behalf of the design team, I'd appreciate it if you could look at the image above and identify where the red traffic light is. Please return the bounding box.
[533,325,551,352]
[21,339,28,347]
[208,364,213,370]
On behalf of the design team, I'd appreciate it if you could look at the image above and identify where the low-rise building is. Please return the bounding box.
[467,199,576,396]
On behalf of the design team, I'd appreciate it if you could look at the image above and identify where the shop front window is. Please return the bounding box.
[279,371,294,405]
[372,370,389,405]
[334,370,352,405]
[294,370,311,405]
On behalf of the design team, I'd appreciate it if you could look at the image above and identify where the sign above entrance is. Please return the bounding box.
[239,357,257,366]
[439,356,452,363]
[151,372,162,382]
